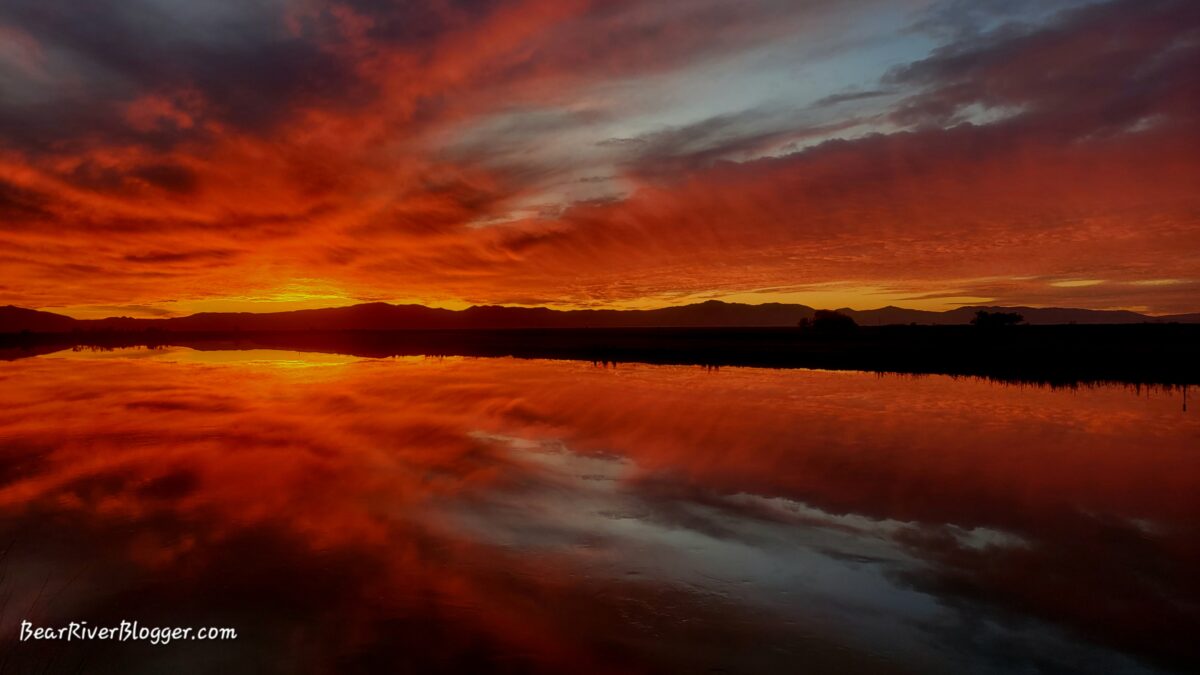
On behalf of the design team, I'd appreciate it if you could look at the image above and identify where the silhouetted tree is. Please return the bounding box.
[799,310,858,337]
[971,310,1024,328]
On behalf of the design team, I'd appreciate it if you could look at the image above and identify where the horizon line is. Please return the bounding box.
[10,299,1195,322]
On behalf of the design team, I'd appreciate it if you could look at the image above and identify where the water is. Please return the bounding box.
[0,347,1195,674]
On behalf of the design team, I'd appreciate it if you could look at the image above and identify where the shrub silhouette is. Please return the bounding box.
[971,310,1024,328]
[798,310,858,336]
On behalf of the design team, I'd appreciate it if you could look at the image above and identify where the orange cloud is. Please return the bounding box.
[0,0,1197,314]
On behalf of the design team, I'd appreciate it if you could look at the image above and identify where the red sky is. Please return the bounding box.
[1,0,1198,318]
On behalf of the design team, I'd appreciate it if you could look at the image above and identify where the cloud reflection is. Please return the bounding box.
[0,350,1195,673]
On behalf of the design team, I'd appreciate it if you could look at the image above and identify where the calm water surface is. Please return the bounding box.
[0,347,1196,674]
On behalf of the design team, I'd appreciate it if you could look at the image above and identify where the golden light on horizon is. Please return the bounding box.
[40,280,1003,319]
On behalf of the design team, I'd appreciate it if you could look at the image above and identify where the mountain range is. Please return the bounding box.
[2,301,1198,333]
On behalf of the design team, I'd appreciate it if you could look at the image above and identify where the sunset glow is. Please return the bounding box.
[3,7,1199,671]
[1,0,1196,316]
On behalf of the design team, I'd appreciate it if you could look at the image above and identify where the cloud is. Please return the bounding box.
[0,0,1196,314]
[888,0,1200,134]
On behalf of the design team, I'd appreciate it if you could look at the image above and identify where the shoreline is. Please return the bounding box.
[3,324,1197,387]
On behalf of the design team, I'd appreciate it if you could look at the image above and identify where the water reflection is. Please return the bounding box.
[0,348,1195,674]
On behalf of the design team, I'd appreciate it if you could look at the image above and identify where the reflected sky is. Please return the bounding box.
[0,349,1196,674]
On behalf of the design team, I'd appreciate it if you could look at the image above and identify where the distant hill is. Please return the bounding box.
[2,300,1197,334]
[0,305,80,332]
[843,305,1173,326]
[1158,312,1200,323]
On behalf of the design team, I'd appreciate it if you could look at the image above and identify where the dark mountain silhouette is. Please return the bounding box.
[2,300,1197,334]
[1159,312,1200,323]
[844,305,1174,326]
[0,305,80,332]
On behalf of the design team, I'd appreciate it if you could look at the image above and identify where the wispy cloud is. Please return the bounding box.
[0,0,1197,315]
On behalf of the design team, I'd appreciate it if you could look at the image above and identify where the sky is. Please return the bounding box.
[0,0,1197,318]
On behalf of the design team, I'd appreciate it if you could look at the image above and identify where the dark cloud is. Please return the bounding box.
[0,0,374,150]
[128,163,198,193]
[908,0,1093,40]
[121,248,237,264]
[889,0,1200,136]
[0,178,52,219]
[324,0,505,44]
[56,160,199,196]
[600,108,863,179]
[811,88,894,107]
